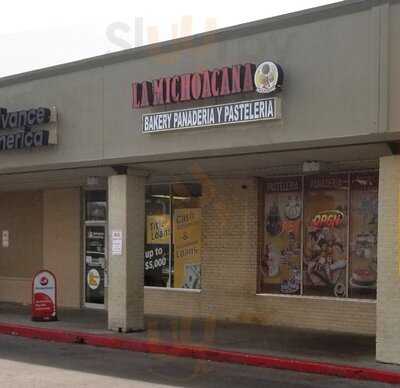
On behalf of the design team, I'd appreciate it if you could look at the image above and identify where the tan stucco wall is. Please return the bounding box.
[0,277,31,304]
[0,191,43,278]
[0,188,82,307]
[0,191,43,304]
[43,188,82,308]
[144,177,376,335]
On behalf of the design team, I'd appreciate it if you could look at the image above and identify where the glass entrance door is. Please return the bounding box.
[84,190,107,308]
[85,224,106,305]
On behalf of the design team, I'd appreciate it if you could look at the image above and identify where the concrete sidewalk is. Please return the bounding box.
[0,303,399,383]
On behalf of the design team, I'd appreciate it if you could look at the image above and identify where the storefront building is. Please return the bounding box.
[0,0,400,364]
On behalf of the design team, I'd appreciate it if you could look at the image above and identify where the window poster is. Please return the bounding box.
[173,208,201,289]
[145,214,171,287]
[349,173,378,298]
[303,174,348,297]
[260,177,302,294]
[146,215,170,245]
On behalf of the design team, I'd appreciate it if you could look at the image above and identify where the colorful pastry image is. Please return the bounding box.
[266,202,282,236]
[350,268,376,288]
[87,269,101,290]
[284,195,301,220]
[263,244,280,277]
[281,267,301,294]
[354,232,376,259]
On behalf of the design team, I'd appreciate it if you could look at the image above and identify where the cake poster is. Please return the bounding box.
[260,177,302,294]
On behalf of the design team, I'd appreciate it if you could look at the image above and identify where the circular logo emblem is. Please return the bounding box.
[40,276,48,286]
[284,196,301,221]
[334,282,346,297]
[87,269,101,290]
[254,61,283,94]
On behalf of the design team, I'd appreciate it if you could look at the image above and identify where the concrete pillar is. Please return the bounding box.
[107,172,145,332]
[377,155,400,363]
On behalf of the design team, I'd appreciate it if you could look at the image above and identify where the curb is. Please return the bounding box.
[0,322,398,385]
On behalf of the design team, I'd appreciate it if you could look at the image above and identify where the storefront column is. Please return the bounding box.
[107,171,146,332]
[377,155,400,364]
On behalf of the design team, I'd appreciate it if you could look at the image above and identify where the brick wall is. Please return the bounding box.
[145,177,376,335]
[376,156,400,363]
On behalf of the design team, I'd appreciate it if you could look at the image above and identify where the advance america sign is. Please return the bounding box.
[0,106,57,151]
[132,61,284,134]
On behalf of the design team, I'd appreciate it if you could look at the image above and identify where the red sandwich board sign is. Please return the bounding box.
[32,270,57,321]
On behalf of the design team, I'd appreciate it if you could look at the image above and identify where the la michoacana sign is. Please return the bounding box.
[132,61,284,134]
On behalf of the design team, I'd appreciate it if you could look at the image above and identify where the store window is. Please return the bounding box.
[144,183,202,289]
[259,172,378,300]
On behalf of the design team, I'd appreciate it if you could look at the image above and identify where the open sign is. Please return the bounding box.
[311,210,344,228]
